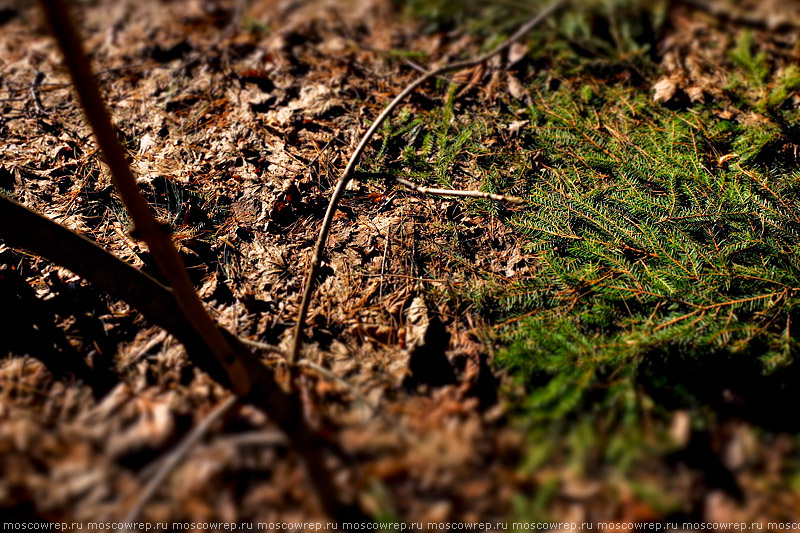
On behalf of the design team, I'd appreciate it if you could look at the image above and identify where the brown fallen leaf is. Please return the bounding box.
[507,73,530,103]
[653,76,679,103]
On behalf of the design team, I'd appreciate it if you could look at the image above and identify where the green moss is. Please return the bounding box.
[767,65,800,109]
[729,30,769,87]
[580,84,594,103]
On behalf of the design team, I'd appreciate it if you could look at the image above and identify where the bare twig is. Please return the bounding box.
[122,396,238,526]
[217,429,288,447]
[394,176,524,204]
[379,222,391,300]
[244,339,382,418]
[239,337,289,358]
[289,0,566,364]
[29,71,48,115]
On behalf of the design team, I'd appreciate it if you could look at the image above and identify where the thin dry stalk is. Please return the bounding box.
[243,339,379,416]
[239,337,289,357]
[289,0,567,364]
[121,395,238,527]
[30,71,48,115]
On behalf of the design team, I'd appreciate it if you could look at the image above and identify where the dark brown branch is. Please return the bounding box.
[0,195,231,383]
[0,196,368,522]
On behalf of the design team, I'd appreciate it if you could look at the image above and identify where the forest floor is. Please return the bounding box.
[2,0,800,527]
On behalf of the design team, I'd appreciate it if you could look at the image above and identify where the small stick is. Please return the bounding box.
[121,395,238,527]
[30,71,48,115]
[379,224,390,300]
[243,338,381,418]
[394,176,524,204]
[298,360,380,416]
[289,0,566,365]
[217,430,288,447]
[239,337,289,358]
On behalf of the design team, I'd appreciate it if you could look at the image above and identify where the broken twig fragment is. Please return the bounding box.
[122,395,238,527]
[394,176,525,204]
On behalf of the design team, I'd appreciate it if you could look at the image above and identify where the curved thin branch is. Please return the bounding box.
[289,0,567,364]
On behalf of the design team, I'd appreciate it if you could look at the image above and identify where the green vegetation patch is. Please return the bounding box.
[498,80,800,439]
[379,0,800,505]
